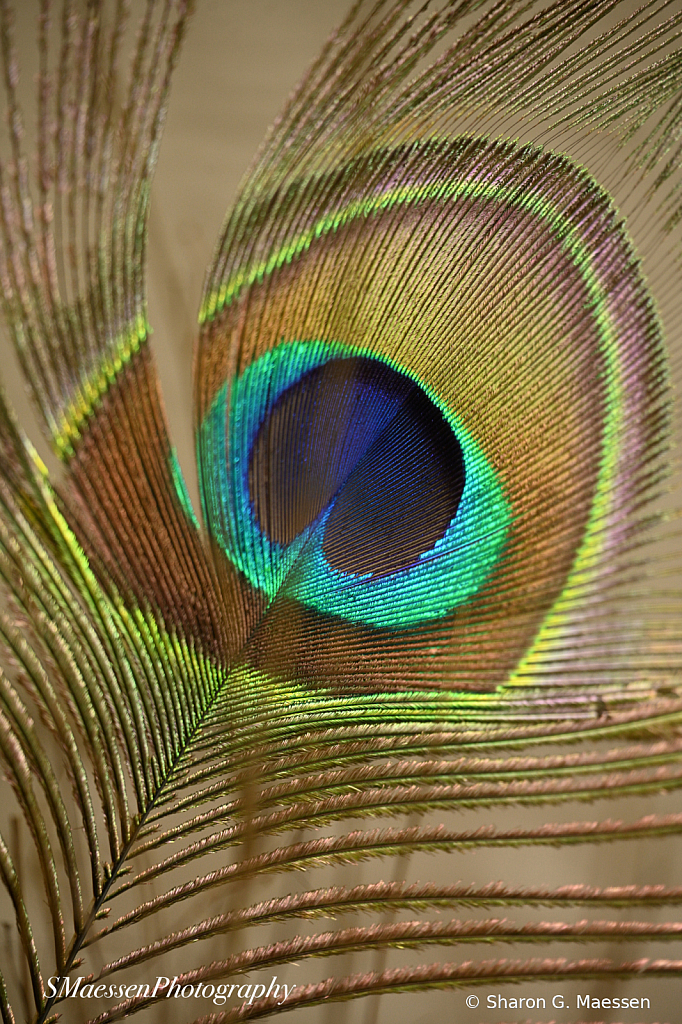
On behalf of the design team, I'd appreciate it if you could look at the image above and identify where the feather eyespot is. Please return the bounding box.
[205,340,509,628]
[198,137,664,690]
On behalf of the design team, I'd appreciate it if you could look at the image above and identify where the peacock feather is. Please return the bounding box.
[0,0,681,1021]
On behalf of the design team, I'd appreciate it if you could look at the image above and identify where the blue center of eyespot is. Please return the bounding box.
[200,340,511,628]
[248,355,467,576]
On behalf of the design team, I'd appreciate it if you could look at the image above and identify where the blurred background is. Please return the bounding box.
[0,2,681,1022]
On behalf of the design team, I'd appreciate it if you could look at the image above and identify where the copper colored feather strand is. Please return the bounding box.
[0,1,680,1022]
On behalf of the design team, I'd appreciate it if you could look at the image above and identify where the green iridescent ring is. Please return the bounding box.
[201,340,511,628]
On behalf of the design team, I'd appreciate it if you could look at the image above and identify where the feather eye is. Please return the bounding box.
[197,136,665,694]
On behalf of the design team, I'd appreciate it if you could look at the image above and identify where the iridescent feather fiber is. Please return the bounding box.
[0,1,680,1022]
